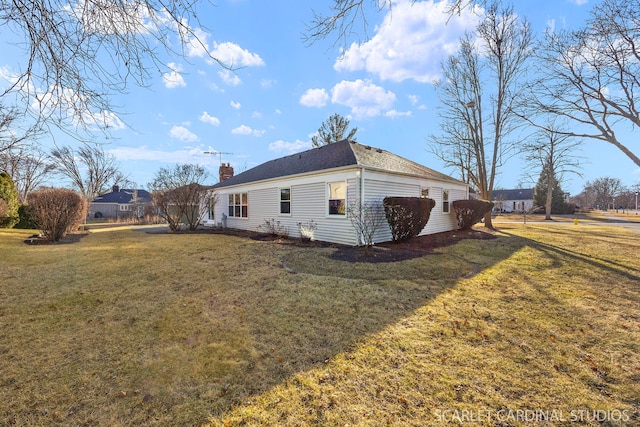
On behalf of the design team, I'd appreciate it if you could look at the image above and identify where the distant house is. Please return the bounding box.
[89,185,152,220]
[204,140,469,246]
[492,188,535,213]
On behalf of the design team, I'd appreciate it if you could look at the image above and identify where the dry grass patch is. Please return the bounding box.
[1,225,639,426]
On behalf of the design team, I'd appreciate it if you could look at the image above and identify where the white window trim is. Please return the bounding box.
[279,187,291,216]
[227,192,249,219]
[326,180,347,217]
[442,189,450,214]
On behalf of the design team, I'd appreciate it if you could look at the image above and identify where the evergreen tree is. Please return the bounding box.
[0,171,19,228]
[533,161,568,215]
[311,114,358,147]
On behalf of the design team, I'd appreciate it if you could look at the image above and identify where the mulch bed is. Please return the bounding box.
[24,226,496,263]
[181,227,497,263]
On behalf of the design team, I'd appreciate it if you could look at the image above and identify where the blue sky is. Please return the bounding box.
[3,0,639,196]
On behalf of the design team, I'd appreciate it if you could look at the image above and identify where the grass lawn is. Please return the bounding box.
[0,224,638,426]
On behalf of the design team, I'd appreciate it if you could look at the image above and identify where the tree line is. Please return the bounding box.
[2,0,640,233]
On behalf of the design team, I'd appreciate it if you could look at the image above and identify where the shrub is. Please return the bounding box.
[27,188,87,242]
[452,199,494,230]
[14,205,38,229]
[347,200,385,246]
[383,197,435,242]
[297,220,317,241]
[0,171,19,228]
[257,218,289,237]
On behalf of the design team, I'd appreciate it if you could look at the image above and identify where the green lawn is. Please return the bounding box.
[0,224,638,426]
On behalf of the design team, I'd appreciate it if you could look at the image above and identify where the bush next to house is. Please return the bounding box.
[0,171,19,228]
[452,199,494,230]
[383,197,435,242]
[27,188,87,242]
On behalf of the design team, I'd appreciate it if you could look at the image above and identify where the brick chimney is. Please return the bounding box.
[219,163,234,182]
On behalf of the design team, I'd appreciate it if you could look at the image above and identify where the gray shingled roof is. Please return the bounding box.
[92,188,152,204]
[213,140,464,189]
[492,188,534,201]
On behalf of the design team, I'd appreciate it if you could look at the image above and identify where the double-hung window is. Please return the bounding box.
[228,192,248,218]
[328,182,346,215]
[280,188,291,214]
[442,189,450,213]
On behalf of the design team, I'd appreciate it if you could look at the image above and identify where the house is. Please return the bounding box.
[491,188,535,213]
[204,140,469,246]
[89,185,153,220]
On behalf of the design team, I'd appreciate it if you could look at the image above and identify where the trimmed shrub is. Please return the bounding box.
[27,188,87,242]
[383,197,435,242]
[14,205,38,229]
[0,171,19,228]
[452,199,494,230]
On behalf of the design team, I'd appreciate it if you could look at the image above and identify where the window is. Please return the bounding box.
[421,187,430,198]
[119,204,130,211]
[228,192,248,218]
[328,182,346,215]
[442,189,450,213]
[280,188,291,214]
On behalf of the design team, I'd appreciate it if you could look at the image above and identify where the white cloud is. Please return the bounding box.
[108,145,208,164]
[335,0,481,83]
[199,111,220,126]
[268,139,312,154]
[330,79,396,118]
[169,125,199,142]
[385,109,412,118]
[219,69,241,86]
[163,63,186,88]
[211,41,265,67]
[261,79,276,88]
[232,125,265,137]
[275,109,282,115]
[299,88,329,108]
[186,28,211,58]
[569,0,588,5]
[230,100,241,109]
[251,111,262,119]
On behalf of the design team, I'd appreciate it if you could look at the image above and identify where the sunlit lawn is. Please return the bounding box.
[0,223,638,426]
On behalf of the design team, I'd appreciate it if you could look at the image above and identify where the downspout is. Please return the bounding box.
[359,167,366,245]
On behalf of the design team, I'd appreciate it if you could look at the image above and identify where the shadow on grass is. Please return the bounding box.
[0,228,522,426]
[499,228,640,281]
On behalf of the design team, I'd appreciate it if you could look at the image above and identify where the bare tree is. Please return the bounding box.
[304,0,485,48]
[584,177,625,210]
[430,2,533,228]
[0,104,42,154]
[1,0,229,138]
[523,123,583,220]
[311,113,358,147]
[50,145,126,199]
[527,0,640,167]
[0,147,55,203]
[147,164,209,231]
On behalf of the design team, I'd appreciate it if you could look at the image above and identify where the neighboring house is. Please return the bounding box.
[491,188,535,213]
[204,140,469,246]
[89,185,152,220]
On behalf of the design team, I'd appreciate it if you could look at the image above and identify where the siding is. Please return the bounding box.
[209,167,468,246]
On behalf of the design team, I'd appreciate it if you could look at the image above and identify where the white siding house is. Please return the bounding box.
[203,140,469,246]
[491,188,535,213]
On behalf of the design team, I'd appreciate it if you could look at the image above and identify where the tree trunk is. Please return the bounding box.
[545,175,554,220]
